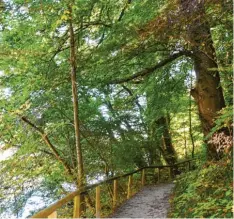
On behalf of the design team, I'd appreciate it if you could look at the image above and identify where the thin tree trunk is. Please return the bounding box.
[183,120,187,159]
[157,116,177,165]
[69,7,84,187]
[189,73,195,158]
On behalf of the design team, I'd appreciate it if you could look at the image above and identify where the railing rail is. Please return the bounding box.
[31,159,195,218]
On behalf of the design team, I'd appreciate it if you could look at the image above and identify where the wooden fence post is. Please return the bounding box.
[113,180,118,209]
[73,195,81,218]
[48,211,57,218]
[96,186,101,218]
[127,175,133,199]
[141,169,145,186]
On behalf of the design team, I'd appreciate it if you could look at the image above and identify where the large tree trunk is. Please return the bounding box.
[180,0,226,159]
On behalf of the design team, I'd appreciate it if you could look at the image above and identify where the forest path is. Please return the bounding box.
[111,183,174,218]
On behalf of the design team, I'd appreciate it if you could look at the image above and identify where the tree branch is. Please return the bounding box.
[118,0,132,21]
[109,51,189,84]
[121,85,148,132]
[21,116,74,178]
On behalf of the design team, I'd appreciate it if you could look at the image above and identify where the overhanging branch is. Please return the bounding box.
[109,51,190,84]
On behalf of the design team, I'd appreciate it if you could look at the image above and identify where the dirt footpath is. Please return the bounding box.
[111,183,174,218]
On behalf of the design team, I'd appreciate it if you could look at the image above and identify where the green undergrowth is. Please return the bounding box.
[169,156,233,218]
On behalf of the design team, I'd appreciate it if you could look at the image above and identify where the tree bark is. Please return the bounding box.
[180,0,226,159]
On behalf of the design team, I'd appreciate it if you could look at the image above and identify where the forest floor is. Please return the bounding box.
[111,183,174,218]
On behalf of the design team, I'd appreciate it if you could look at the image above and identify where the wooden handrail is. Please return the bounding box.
[31,159,195,218]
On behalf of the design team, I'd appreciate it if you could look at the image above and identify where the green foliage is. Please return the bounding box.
[0,0,232,217]
[208,0,233,106]
[209,106,233,137]
[169,157,233,218]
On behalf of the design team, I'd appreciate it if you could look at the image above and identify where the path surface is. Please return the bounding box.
[111,183,174,218]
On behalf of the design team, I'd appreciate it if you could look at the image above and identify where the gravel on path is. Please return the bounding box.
[111,183,174,218]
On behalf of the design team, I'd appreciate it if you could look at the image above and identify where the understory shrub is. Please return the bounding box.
[169,156,233,218]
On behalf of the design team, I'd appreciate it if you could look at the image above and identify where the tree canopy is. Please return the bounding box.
[0,0,232,217]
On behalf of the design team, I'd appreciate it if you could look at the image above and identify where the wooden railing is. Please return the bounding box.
[31,159,195,218]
